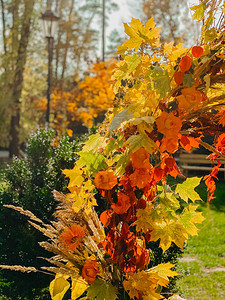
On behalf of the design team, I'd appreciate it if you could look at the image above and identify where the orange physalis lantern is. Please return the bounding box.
[174,71,185,85]
[94,170,118,190]
[130,148,151,170]
[192,46,203,58]
[156,112,182,139]
[111,191,131,214]
[180,55,192,72]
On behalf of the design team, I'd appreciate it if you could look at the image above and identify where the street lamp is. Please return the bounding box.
[41,9,59,125]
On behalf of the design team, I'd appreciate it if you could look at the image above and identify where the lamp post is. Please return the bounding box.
[41,9,59,125]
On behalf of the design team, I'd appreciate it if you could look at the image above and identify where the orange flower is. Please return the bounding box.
[156,112,182,139]
[94,170,117,190]
[176,87,203,110]
[111,191,131,214]
[130,148,151,170]
[217,110,225,126]
[82,260,99,283]
[129,168,152,188]
[59,224,85,251]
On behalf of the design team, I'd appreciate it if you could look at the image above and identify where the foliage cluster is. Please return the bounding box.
[0,129,81,299]
[1,1,225,300]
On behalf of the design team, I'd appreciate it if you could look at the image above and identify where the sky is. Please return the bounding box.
[106,0,199,40]
[107,0,199,34]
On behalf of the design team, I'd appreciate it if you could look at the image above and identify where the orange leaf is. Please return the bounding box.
[130,148,152,169]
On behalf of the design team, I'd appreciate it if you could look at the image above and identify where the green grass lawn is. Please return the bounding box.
[176,181,225,300]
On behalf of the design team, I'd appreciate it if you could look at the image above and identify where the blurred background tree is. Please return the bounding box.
[141,0,199,44]
[0,0,118,157]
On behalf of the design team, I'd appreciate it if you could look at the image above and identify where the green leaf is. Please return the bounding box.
[86,279,118,300]
[203,28,217,43]
[183,73,195,87]
[77,151,107,176]
[148,66,171,98]
[82,133,106,153]
[113,149,131,175]
[49,276,70,300]
[159,191,180,210]
[175,177,202,203]
[105,135,125,156]
[124,53,141,72]
[109,108,134,131]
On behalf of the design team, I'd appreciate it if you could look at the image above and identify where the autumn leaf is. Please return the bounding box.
[63,167,83,188]
[176,177,202,203]
[125,53,141,72]
[71,277,88,300]
[126,133,157,154]
[82,133,106,153]
[136,207,154,233]
[178,204,205,236]
[164,42,188,62]
[109,108,134,131]
[148,66,171,98]
[190,1,207,21]
[203,28,218,43]
[150,220,188,252]
[183,73,195,87]
[77,151,107,176]
[49,275,70,300]
[86,279,118,300]
[121,17,160,51]
[149,262,178,286]
[113,149,131,175]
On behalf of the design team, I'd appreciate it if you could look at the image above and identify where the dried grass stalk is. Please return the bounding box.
[0,265,37,273]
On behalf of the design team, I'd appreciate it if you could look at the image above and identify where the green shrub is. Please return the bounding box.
[0,129,82,299]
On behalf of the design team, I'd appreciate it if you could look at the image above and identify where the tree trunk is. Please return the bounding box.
[0,0,7,55]
[9,0,35,157]
[102,0,105,61]
[61,0,74,80]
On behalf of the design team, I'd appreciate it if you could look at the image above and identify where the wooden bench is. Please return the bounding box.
[179,153,225,179]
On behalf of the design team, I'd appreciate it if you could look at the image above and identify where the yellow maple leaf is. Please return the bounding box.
[135,207,154,233]
[63,167,83,188]
[149,263,178,287]
[121,17,160,51]
[150,220,188,252]
[164,42,188,63]
[178,204,205,236]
